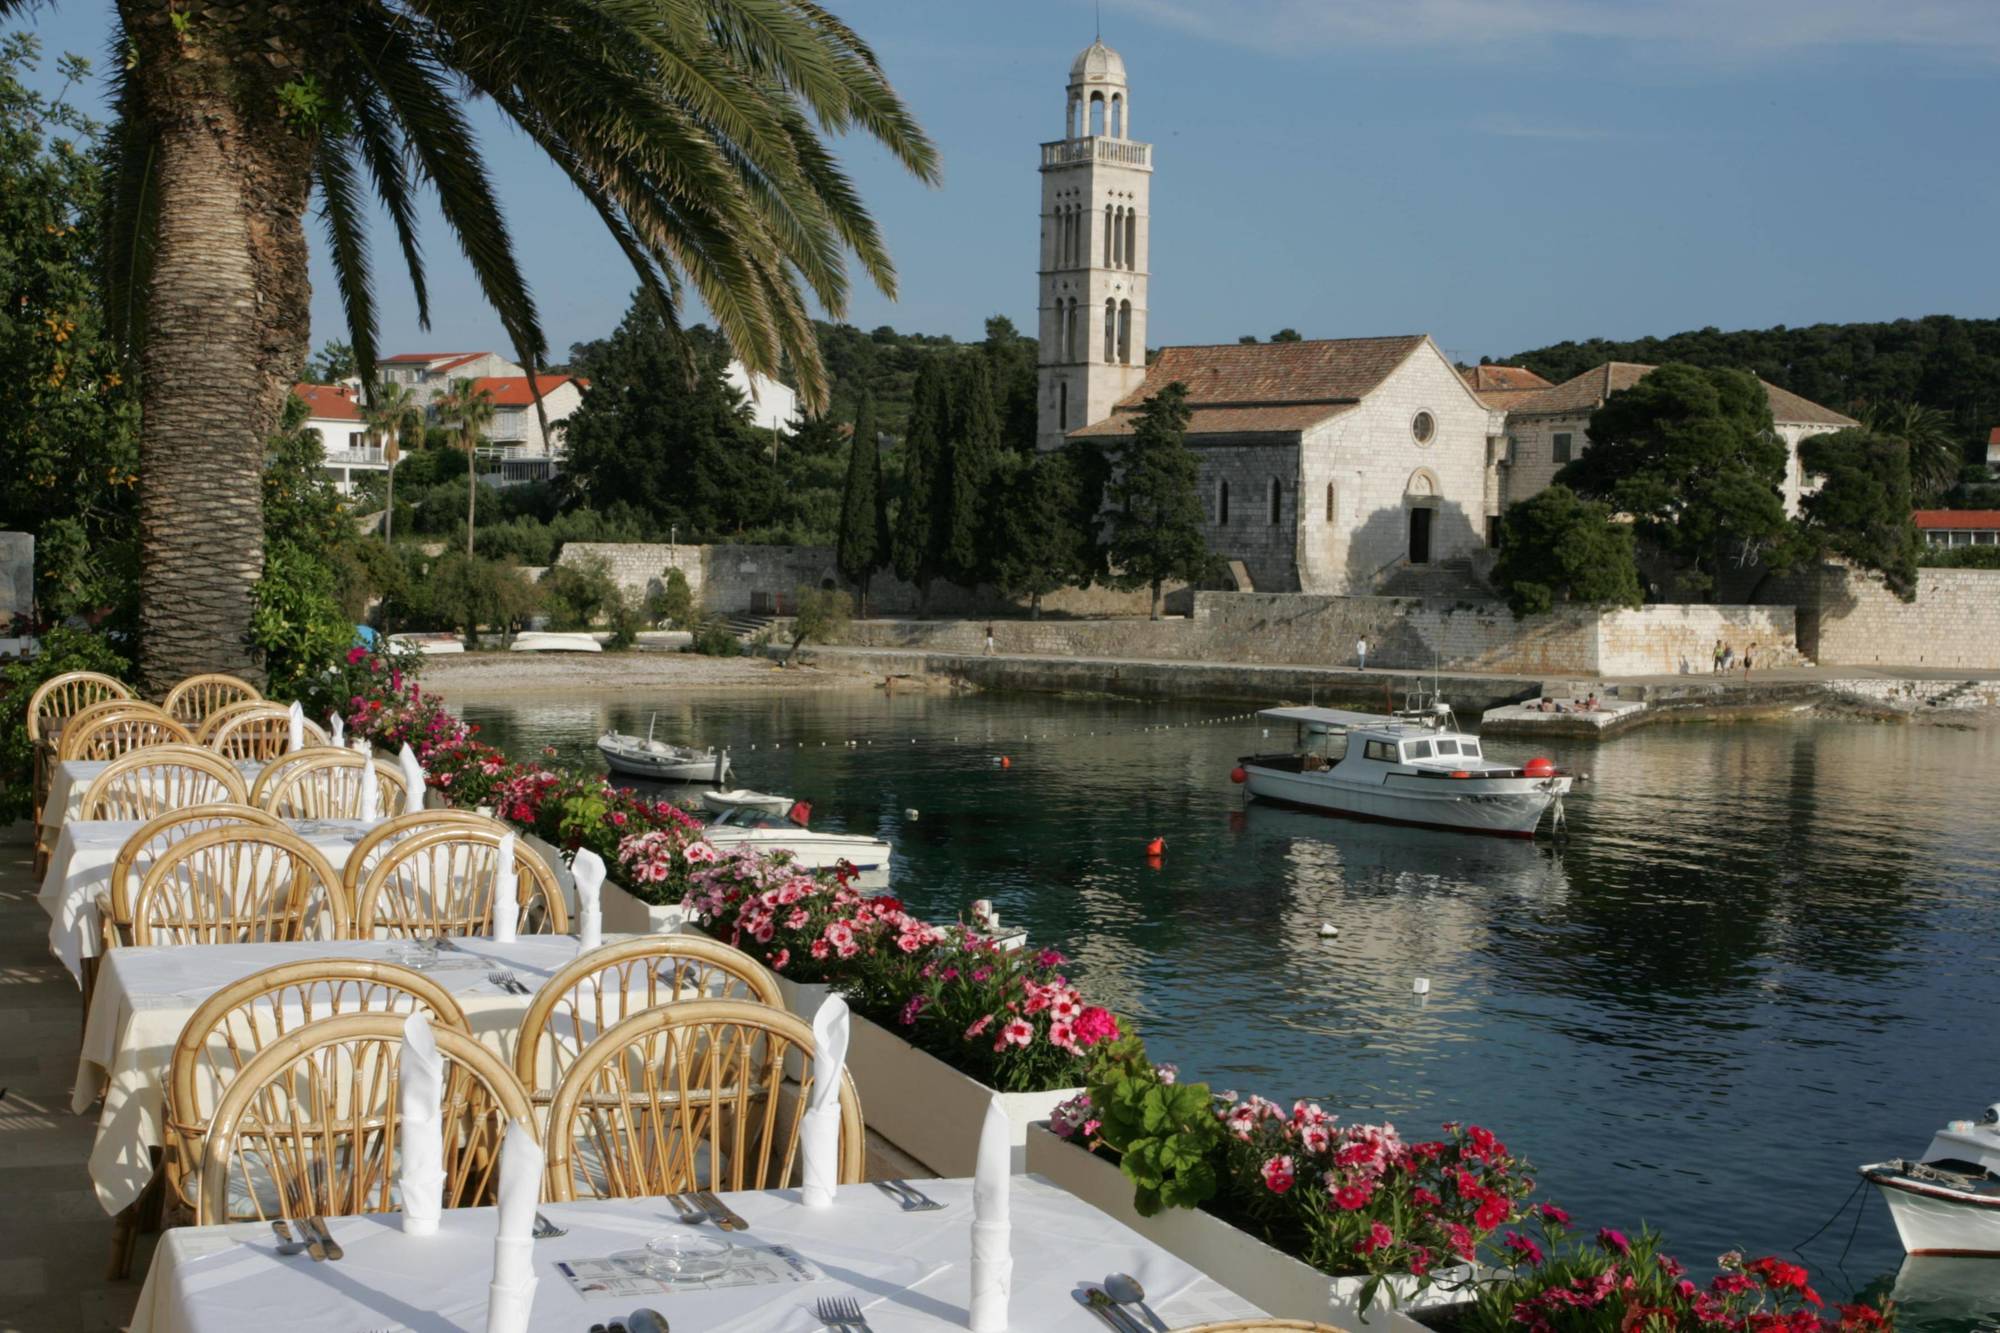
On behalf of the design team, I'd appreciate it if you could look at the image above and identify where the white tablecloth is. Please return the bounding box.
[78,936,590,1215]
[131,1177,1265,1332]
[40,757,265,838]
[38,817,370,982]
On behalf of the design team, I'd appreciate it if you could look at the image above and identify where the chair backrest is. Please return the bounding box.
[108,804,287,943]
[207,706,329,762]
[543,998,865,1202]
[254,751,409,820]
[248,746,348,804]
[79,744,250,821]
[340,810,511,899]
[355,826,569,939]
[130,825,349,947]
[193,698,273,745]
[167,960,471,1213]
[160,673,262,726]
[60,707,194,762]
[515,935,781,1100]
[196,1012,534,1225]
[27,671,133,743]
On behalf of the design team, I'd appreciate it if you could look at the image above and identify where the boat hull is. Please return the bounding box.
[1242,764,1568,838]
[597,739,731,783]
[1863,1163,2000,1257]
[705,829,892,875]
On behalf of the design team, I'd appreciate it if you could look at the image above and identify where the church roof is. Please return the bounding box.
[1507,361,1857,427]
[1070,39,1126,83]
[1070,335,1427,439]
[1459,363,1553,411]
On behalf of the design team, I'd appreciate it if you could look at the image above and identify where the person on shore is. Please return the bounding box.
[1743,644,1755,679]
[1356,636,1369,671]
[1712,639,1725,673]
[1721,643,1735,671]
[984,623,995,656]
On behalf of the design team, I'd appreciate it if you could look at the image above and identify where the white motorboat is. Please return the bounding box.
[1861,1106,2000,1256]
[1234,703,1574,839]
[510,631,602,653]
[701,788,798,817]
[598,714,733,783]
[702,807,892,877]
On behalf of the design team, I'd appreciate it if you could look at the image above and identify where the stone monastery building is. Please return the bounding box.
[1041,41,1855,595]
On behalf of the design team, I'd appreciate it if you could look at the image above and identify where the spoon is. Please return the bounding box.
[1104,1273,1169,1332]
[1082,1287,1148,1333]
[627,1310,670,1333]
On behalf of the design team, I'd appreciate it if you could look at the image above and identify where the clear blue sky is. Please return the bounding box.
[17,0,2000,367]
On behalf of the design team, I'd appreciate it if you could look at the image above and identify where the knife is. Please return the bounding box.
[694,1189,747,1231]
[308,1215,344,1261]
[1071,1287,1143,1332]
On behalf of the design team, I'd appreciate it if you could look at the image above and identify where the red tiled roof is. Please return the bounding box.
[468,375,587,407]
[1988,427,1999,446]
[1508,361,1857,427]
[1461,364,1551,392]
[1913,510,2000,531]
[292,382,363,422]
[430,353,488,374]
[379,351,472,365]
[1071,336,1427,439]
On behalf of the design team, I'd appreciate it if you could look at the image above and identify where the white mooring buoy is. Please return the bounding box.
[1412,977,1431,995]
[1318,922,1339,938]
[905,808,920,821]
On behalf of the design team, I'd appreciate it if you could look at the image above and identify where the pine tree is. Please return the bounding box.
[892,356,951,610]
[1106,383,1215,620]
[836,393,885,612]
[942,357,1002,585]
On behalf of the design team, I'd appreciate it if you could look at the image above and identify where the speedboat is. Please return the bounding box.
[701,789,798,817]
[598,714,732,783]
[1234,702,1574,839]
[702,807,891,878]
[1861,1105,2000,1256]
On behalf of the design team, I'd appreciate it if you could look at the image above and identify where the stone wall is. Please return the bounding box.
[557,542,1180,618]
[1789,566,2000,669]
[1188,442,1300,593]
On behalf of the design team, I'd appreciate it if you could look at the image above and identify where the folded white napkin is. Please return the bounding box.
[328,711,345,746]
[969,1095,1012,1332]
[486,1119,543,1333]
[492,834,519,944]
[286,701,306,752]
[399,1010,445,1235]
[398,743,426,813]
[800,994,850,1209]
[571,848,605,952]
[357,759,381,824]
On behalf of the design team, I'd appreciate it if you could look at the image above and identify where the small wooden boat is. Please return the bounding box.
[703,808,890,876]
[510,631,602,653]
[1862,1107,2000,1256]
[598,714,732,783]
[701,789,798,817]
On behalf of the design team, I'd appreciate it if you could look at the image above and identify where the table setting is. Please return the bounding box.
[38,756,267,841]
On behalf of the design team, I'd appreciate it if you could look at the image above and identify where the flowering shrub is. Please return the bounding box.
[1063,1036,1223,1216]
[1461,1217,1895,1333]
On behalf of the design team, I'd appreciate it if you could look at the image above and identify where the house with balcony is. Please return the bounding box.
[375,351,525,407]
[294,383,385,495]
[469,374,589,482]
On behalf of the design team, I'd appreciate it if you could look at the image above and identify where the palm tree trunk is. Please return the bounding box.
[465,441,476,555]
[121,8,315,694]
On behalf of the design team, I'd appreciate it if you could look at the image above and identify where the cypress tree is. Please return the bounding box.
[892,356,950,610]
[942,356,1002,585]
[836,393,884,612]
[1106,382,1215,620]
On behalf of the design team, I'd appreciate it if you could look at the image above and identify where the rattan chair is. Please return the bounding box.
[339,809,511,900]
[99,804,287,953]
[355,825,569,939]
[206,705,329,762]
[166,961,471,1217]
[160,673,262,727]
[1169,1323,1347,1332]
[195,1012,534,1226]
[127,825,349,947]
[253,749,410,820]
[542,998,865,1203]
[192,698,273,746]
[78,745,250,821]
[27,670,132,840]
[58,704,189,763]
[514,935,781,1105]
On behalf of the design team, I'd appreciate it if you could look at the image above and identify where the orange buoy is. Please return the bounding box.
[1450,770,1472,779]
[1524,756,1556,778]
[1000,755,1012,769]
[1144,836,1165,857]
[1230,766,1248,784]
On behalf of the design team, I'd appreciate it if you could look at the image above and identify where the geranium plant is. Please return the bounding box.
[1061,1035,1223,1216]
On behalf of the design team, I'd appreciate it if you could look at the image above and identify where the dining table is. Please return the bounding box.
[38,756,266,842]
[129,1176,1268,1332]
[38,815,369,983]
[78,935,594,1216]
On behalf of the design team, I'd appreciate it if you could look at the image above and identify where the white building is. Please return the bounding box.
[723,360,802,434]
[294,383,383,495]
[467,374,589,482]
[375,351,525,407]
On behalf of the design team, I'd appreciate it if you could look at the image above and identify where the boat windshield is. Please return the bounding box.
[1297,724,1349,764]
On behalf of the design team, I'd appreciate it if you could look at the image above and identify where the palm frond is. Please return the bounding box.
[312,126,380,386]
[342,75,431,335]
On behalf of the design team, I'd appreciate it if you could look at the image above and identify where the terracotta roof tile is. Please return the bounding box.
[1460,364,1552,392]
[430,353,488,374]
[292,382,363,422]
[468,375,586,407]
[1987,426,1999,446]
[1913,509,2000,531]
[1506,361,1856,427]
[379,351,472,365]
[1071,335,1426,439]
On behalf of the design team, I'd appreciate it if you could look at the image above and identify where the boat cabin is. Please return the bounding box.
[1245,706,1512,778]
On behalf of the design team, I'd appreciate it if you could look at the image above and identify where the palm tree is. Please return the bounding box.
[435,379,496,555]
[45,2,937,691]
[1863,401,1966,504]
[361,379,421,543]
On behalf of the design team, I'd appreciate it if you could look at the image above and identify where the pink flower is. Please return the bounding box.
[1071,1006,1119,1047]
[810,939,831,960]
[995,1018,1033,1050]
[1300,1123,1331,1154]
[1539,1204,1571,1227]
[1332,1182,1374,1211]
[1504,1233,1544,1266]
[900,994,929,1026]
[769,948,790,970]
[964,1015,994,1040]
[1597,1228,1630,1256]
[1261,1156,1296,1194]
[1357,1222,1394,1256]
[824,921,854,950]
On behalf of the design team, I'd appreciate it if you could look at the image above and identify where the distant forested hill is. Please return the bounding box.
[1501,315,2000,442]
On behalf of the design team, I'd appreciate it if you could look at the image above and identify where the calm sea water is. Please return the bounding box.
[455,686,2000,1327]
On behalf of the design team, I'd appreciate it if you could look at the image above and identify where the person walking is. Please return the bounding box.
[984,623,995,656]
[1355,636,1369,672]
[1712,639,1725,673]
[1743,643,1755,680]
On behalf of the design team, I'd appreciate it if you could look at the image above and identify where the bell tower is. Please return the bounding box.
[1037,39,1152,451]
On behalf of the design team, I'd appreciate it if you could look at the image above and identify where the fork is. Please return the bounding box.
[531,1210,567,1238]
[814,1295,873,1330]
[663,1193,706,1225]
[487,968,528,995]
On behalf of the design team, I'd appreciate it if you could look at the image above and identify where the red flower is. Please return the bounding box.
[1356,1221,1395,1256]
[1597,1227,1631,1256]
[1503,1232,1544,1266]
[1539,1204,1571,1227]
[1332,1182,1375,1211]
[1261,1156,1296,1194]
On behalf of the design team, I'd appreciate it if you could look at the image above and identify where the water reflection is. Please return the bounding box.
[456,689,2000,1319]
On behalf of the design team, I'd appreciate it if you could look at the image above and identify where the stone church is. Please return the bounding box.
[1040,40,1854,595]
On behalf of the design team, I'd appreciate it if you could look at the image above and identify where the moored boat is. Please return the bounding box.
[1233,703,1574,838]
[510,631,603,653]
[703,807,892,878]
[598,714,732,783]
[1862,1106,2000,1257]
[701,788,799,817]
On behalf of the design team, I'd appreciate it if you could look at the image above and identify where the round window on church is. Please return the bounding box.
[1412,411,1436,446]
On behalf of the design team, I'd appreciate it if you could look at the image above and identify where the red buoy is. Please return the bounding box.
[1145,836,1165,857]
[999,756,1012,769]
[1230,766,1248,784]
[1450,770,1472,779]
[1524,756,1556,778]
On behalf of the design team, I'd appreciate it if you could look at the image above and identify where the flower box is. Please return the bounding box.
[1025,1122,1479,1330]
[600,879,692,936]
[773,975,1080,1176]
